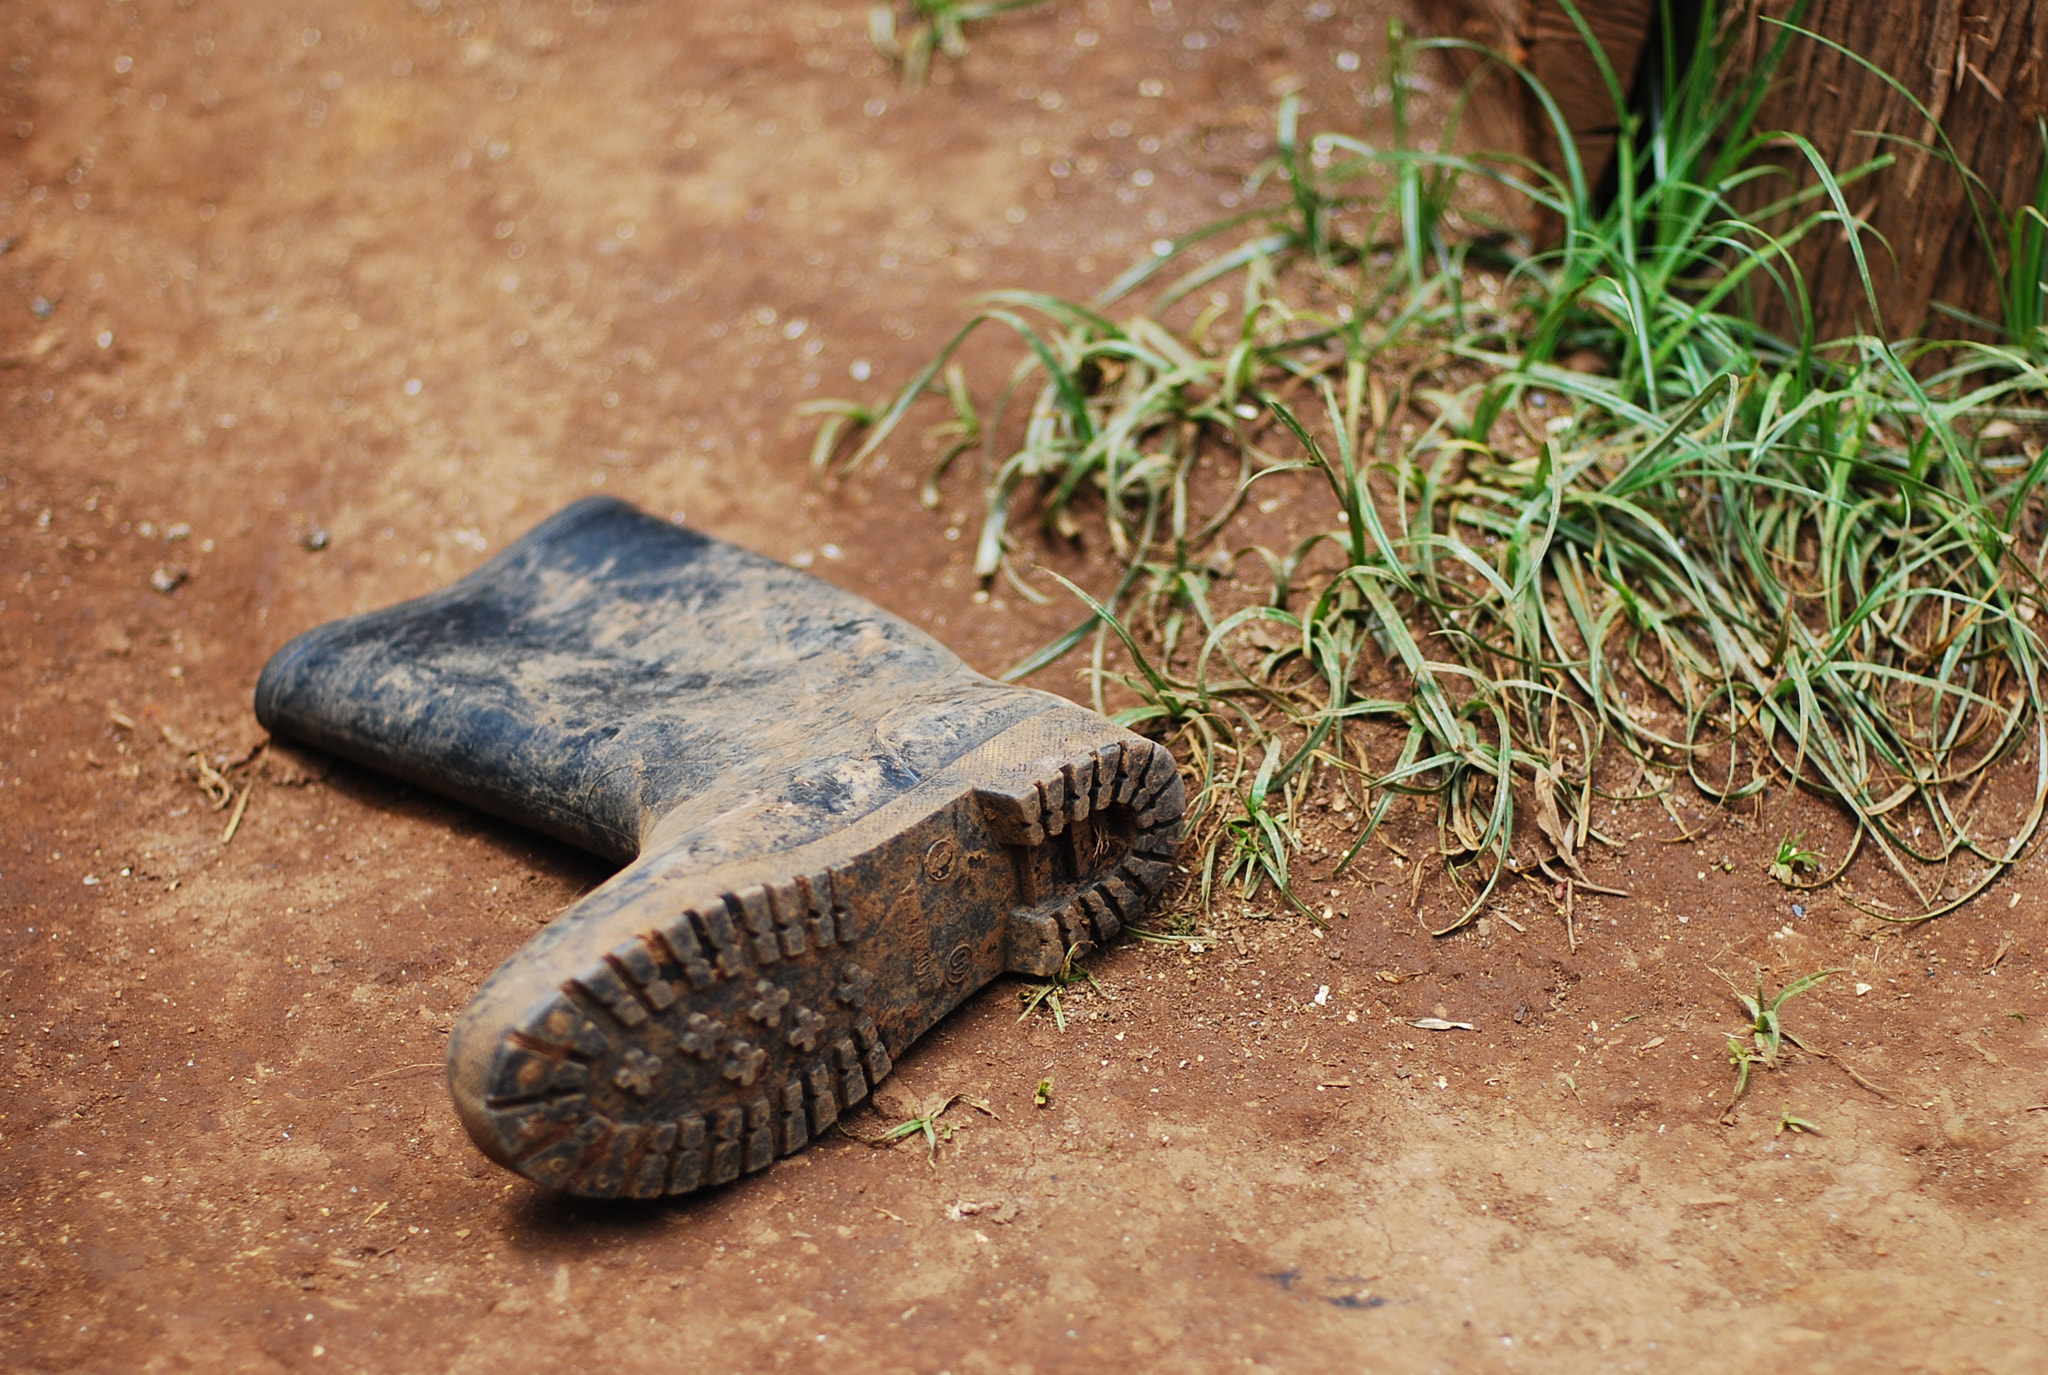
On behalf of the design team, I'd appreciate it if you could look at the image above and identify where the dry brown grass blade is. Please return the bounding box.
[220,771,258,845]
[1790,1039,1894,1100]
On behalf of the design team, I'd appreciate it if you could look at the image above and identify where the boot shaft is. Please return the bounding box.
[256,497,1058,864]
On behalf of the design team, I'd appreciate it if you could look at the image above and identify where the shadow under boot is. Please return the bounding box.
[255,497,1185,1199]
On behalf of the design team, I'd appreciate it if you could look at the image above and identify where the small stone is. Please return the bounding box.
[150,564,189,594]
[301,525,330,552]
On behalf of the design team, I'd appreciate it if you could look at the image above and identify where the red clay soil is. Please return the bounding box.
[3,2,2045,1372]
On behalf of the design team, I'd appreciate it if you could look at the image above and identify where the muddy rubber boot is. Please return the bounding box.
[255,497,1183,1199]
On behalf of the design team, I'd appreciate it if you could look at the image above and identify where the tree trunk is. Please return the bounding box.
[1744,0,2048,342]
[1421,1,1658,224]
[1518,0,1657,202]
[1422,0,2048,341]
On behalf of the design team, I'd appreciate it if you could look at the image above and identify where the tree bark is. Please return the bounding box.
[1420,0,2048,340]
[1518,0,1657,199]
[1419,0,1658,212]
[1744,0,2048,341]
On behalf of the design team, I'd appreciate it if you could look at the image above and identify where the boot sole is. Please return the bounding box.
[450,717,1185,1199]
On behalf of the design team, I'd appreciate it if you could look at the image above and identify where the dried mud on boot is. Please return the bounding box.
[255,497,1185,1198]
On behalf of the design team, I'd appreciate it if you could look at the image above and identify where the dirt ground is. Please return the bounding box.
[3,1,2046,1371]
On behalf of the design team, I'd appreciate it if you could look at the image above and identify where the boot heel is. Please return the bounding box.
[979,737,1185,977]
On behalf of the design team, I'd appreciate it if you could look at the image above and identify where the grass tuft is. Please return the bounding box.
[1768,832,1822,887]
[822,2,2048,933]
[1017,945,1105,1032]
[1718,966,1833,1121]
[869,0,1049,88]
[844,1092,998,1163]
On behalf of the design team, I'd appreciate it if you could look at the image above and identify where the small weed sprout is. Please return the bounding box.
[1033,1077,1053,1107]
[1717,967,1835,1121]
[797,397,883,474]
[1725,1035,1760,1105]
[869,0,1048,88]
[846,1092,997,1164]
[1018,944,1106,1032]
[1776,1111,1820,1136]
[1769,833,1823,887]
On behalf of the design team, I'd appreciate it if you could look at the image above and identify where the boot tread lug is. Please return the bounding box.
[484,1043,590,1105]
[732,887,783,966]
[1092,744,1123,812]
[1119,854,1175,895]
[1063,760,1092,824]
[742,1094,775,1173]
[1137,793,1183,829]
[1100,873,1142,920]
[653,919,720,989]
[833,1038,869,1108]
[824,868,859,944]
[1065,899,1095,949]
[576,1122,642,1198]
[1079,889,1122,944]
[972,782,1044,846]
[571,963,649,1028]
[609,938,681,1010]
[853,1016,893,1084]
[795,873,838,948]
[1130,751,1176,812]
[1131,822,1180,858]
[1037,774,1069,836]
[697,901,752,979]
[778,1078,809,1155]
[517,1115,611,1188]
[514,996,614,1059]
[765,879,812,958]
[626,1129,672,1199]
[708,1106,744,1185]
[666,1117,708,1196]
[802,1060,840,1135]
